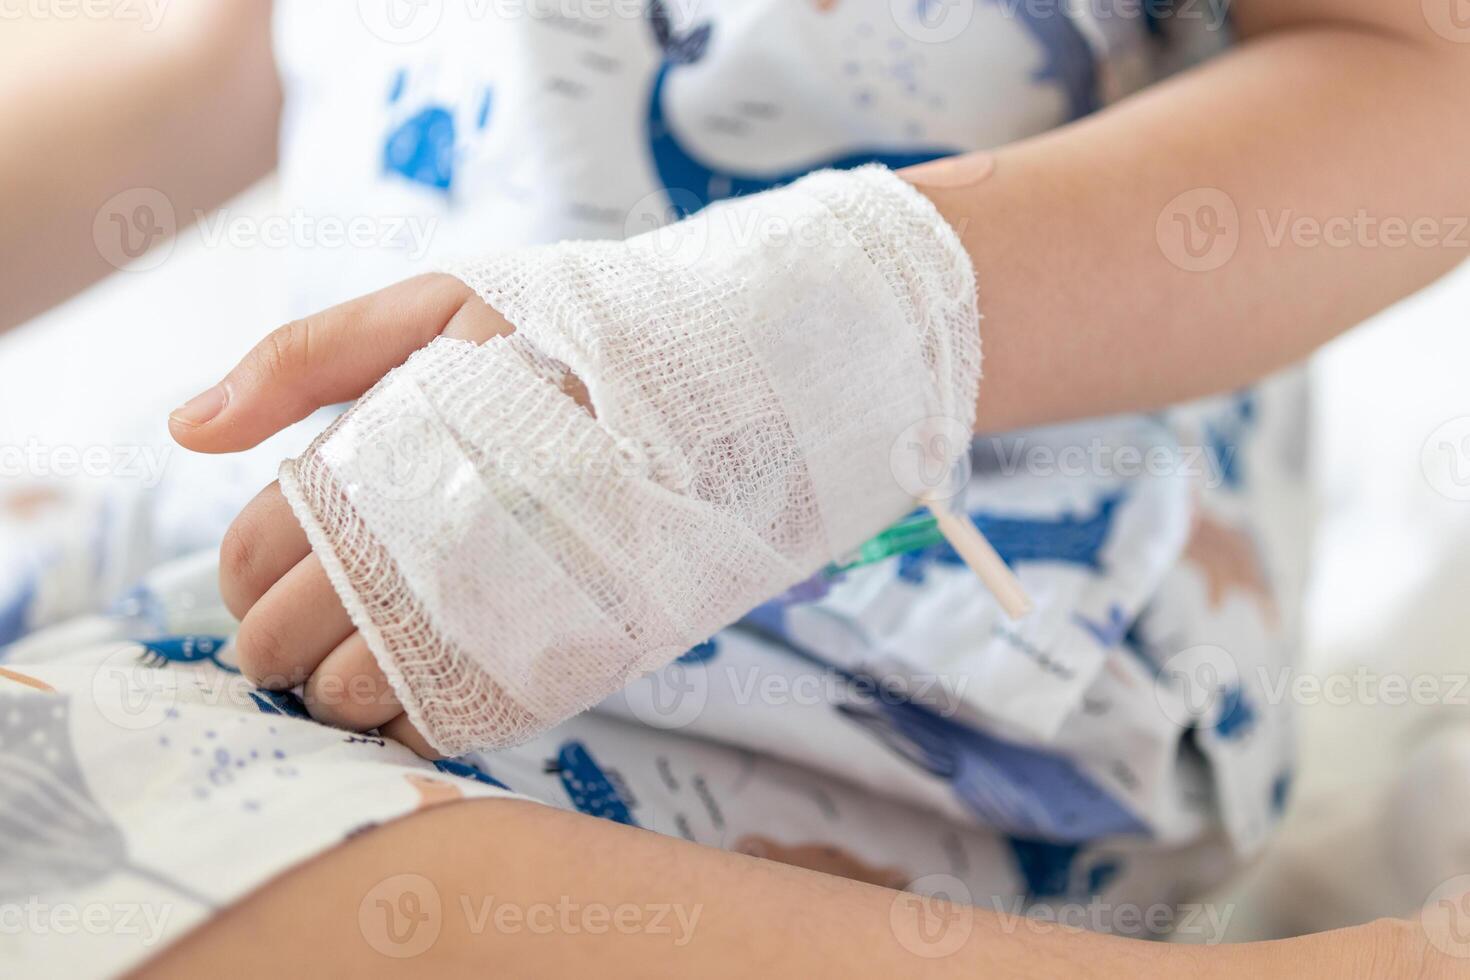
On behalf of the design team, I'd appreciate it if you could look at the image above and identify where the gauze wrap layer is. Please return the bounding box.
[279,166,982,754]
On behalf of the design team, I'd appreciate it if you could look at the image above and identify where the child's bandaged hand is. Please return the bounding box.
[169,273,516,757]
[173,168,981,757]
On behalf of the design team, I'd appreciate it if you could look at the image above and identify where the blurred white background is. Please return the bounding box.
[3,180,1470,939]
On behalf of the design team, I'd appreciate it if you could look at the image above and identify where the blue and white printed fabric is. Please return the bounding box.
[1,1,1309,975]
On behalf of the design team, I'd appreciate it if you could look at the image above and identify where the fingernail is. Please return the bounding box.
[170,384,228,427]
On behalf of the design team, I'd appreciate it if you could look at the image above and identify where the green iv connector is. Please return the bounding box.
[826,511,946,575]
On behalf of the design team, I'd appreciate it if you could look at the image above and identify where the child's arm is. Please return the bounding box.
[917,0,1470,431]
[141,798,1443,980]
[0,0,280,333]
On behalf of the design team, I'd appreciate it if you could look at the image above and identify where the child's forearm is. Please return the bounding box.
[908,13,1470,433]
[0,1,280,333]
[140,798,1435,980]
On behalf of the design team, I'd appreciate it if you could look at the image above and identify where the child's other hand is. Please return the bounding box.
[169,274,514,758]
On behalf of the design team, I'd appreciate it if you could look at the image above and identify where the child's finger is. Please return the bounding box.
[380,713,442,760]
[303,632,402,731]
[218,482,311,621]
[169,273,484,454]
[234,554,355,688]
[440,290,517,344]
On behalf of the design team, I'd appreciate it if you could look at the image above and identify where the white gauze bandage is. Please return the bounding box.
[280,166,982,754]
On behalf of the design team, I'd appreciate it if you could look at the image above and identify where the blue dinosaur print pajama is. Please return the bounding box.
[2,1,1306,976]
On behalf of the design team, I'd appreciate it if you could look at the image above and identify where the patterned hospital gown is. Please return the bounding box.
[0,1,1312,975]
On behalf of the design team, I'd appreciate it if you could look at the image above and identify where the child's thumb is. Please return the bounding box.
[169,274,482,454]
